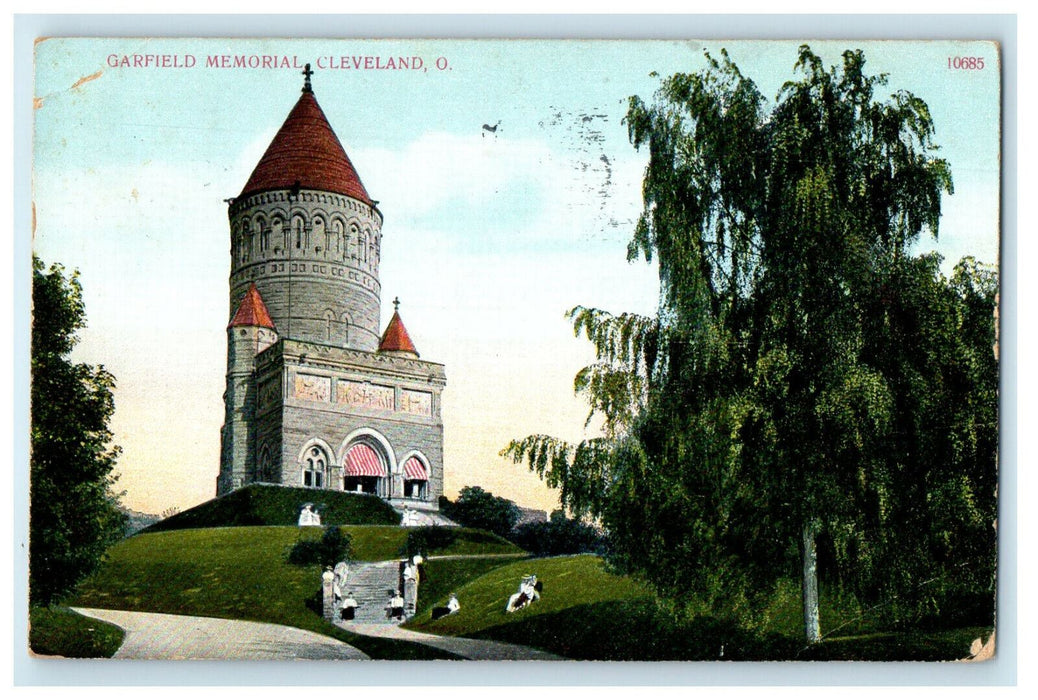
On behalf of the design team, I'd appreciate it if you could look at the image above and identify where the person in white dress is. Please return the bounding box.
[340,592,358,621]
[298,503,321,526]
[386,591,405,620]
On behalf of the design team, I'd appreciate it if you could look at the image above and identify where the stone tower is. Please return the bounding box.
[217,67,447,508]
[227,71,382,352]
[220,284,278,490]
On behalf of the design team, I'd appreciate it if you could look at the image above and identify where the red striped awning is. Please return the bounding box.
[344,444,385,477]
[403,457,427,481]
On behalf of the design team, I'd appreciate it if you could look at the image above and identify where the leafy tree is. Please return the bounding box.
[441,486,521,539]
[505,47,997,642]
[30,257,127,606]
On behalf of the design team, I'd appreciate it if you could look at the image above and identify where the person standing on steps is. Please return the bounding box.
[340,592,358,621]
[386,590,405,621]
[332,560,349,608]
[403,557,419,615]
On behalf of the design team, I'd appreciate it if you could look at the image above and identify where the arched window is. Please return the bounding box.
[302,446,328,488]
[271,217,285,252]
[256,445,276,483]
[292,215,305,250]
[365,227,375,267]
[343,442,388,497]
[347,223,359,262]
[313,217,327,257]
[240,222,251,263]
[402,455,429,500]
[333,219,346,258]
[254,215,269,253]
[324,309,336,343]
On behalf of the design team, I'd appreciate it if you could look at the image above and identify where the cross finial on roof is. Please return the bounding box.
[302,63,314,93]
[393,296,401,313]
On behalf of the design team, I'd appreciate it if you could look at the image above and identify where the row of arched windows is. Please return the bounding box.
[251,439,429,501]
[232,213,380,269]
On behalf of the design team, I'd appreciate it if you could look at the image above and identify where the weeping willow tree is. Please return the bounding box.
[505,46,997,643]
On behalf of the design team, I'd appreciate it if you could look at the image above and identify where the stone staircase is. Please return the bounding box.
[339,560,404,625]
[391,506,459,527]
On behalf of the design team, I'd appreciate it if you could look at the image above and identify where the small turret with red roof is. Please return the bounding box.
[228,283,277,331]
[221,283,279,493]
[379,297,419,359]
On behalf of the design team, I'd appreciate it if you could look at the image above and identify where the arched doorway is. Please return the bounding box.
[401,454,429,501]
[343,441,388,497]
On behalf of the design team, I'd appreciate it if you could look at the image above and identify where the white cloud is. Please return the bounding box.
[356,130,646,249]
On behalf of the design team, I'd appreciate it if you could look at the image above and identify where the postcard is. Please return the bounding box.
[28,36,1001,668]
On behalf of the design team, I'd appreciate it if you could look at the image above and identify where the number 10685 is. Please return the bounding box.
[948,56,985,70]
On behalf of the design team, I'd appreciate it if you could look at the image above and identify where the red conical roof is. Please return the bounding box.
[228,283,276,330]
[379,311,419,357]
[239,91,372,204]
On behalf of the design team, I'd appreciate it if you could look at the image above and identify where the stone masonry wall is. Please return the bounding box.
[227,189,383,351]
[252,340,446,507]
[217,325,278,495]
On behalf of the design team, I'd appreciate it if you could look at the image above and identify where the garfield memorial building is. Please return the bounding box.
[216,68,446,510]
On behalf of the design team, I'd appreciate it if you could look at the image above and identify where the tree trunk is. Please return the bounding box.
[802,519,821,644]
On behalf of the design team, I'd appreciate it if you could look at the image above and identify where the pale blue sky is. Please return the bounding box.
[32,38,1001,513]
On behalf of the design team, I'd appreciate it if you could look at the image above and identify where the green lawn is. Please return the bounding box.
[69,524,526,660]
[29,606,125,658]
[797,627,995,661]
[72,526,456,659]
[347,526,411,560]
[424,529,525,557]
[68,522,989,662]
[413,557,528,618]
[408,554,653,635]
[407,554,991,661]
[347,525,523,560]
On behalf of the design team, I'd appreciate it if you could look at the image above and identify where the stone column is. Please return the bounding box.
[322,568,335,621]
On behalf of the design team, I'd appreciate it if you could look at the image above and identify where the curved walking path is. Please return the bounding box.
[343,622,563,660]
[73,608,369,660]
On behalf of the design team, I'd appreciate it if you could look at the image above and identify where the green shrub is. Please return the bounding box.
[287,526,353,568]
[440,486,521,539]
[510,510,605,556]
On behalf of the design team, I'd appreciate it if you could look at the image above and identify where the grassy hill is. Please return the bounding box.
[73,526,451,659]
[407,555,993,661]
[71,523,524,660]
[407,555,652,637]
[141,484,400,533]
[66,484,988,661]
